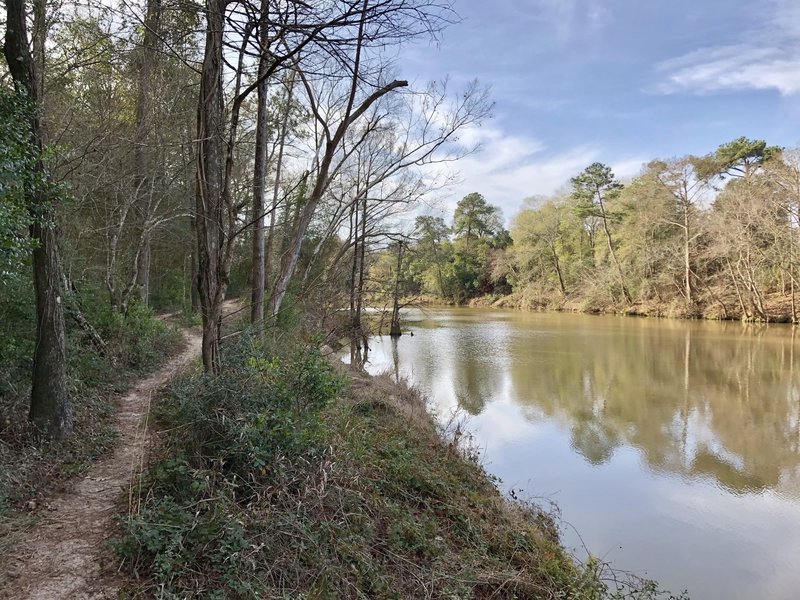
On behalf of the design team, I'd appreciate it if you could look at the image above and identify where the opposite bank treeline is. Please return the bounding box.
[390,138,800,322]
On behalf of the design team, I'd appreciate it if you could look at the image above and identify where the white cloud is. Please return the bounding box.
[657,46,800,96]
[424,124,644,223]
[655,0,800,96]
[610,157,645,181]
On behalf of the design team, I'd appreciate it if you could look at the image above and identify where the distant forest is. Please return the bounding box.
[396,138,800,322]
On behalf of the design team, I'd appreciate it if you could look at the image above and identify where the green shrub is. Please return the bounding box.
[155,335,343,493]
[116,332,345,595]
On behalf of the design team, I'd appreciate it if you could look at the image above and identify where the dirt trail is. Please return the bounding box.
[1,327,202,600]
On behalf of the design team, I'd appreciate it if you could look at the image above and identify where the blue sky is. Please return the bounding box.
[401,0,800,220]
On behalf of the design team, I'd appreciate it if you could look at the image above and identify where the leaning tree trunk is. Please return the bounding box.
[597,195,631,304]
[551,244,566,296]
[264,71,295,296]
[267,80,406,319]
[5,0,72,438]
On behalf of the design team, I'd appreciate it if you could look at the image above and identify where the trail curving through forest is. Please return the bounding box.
[1,326,202,600]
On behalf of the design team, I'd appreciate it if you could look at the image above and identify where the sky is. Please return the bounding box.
[399,0,800,221]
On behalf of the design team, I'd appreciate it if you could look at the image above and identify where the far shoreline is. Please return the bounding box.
[397,293,800,326]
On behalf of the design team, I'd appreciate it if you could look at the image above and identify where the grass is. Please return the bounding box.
[113,328,685,599]
[0,299,185,541]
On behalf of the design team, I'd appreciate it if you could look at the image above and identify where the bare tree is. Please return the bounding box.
[648,157,711,306]
[271,76,490,318]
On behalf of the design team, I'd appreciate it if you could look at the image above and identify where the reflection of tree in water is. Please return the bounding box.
[350,334,370,372]
[501,317,800,495]
[569,414,621,465]
[456,375,494,415]
[451,329,505,415]
[391,335,400,383]
[690,448,765,494]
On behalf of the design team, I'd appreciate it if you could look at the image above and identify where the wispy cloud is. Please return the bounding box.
[655,0,800,96]
[525,0,612,42]
[426,124,644,221]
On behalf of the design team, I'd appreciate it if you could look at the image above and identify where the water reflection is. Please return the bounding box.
[343,309,800,598]
[362,311,800,497]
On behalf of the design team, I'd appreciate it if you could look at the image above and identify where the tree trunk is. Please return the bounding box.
[269,189,318,318]
[267,12,407,318]
[135,231,151,306]
[349,199,360,334]
[265,71,296,295]
[390,242,404,337]
[190,217,200,312]
[133,0,162,307]
[432,239,446,298]
[195,0,226,372]
[356,193,368,327]
[30,221,72,437]
[551,244,566,295]
[268,79,407,318]
[597,195,631,304]
[683,206,692,306]
[63,276,107,357]
[726,258,749,320]
[250,8,269,329]
[5,0,72,438]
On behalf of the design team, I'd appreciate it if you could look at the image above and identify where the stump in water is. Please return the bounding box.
[389,241,404,338]
[389,319,402,337]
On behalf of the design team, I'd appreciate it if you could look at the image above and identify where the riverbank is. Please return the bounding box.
[425,290,800,323]
[112,328,669,599]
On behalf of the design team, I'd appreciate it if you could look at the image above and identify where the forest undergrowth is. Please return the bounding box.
[0,288,184,544]
[113,324,687,599]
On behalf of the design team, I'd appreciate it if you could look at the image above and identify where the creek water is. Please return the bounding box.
[342,307,800,599]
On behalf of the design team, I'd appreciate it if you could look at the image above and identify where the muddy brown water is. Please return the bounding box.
[344,307,800,600]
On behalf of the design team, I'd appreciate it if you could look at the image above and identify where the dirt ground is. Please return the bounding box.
[0,327,202,599]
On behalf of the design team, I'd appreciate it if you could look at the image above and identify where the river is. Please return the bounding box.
[342,307,800,600]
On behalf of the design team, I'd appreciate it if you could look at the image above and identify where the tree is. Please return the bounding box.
[613,175,680,307]
[699,136,781,181]
[42,4,197,316]
[708,179,779,320]
[571,163,632,304]
[414,215,451,297]
[4,0,72,437]
[703,138,782,321]
[765,150,800,322]
[646,157,711,305]
[511,201,569,296]
[389,240,407,337]
[453,192,501,249]
[190,0,455,371]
